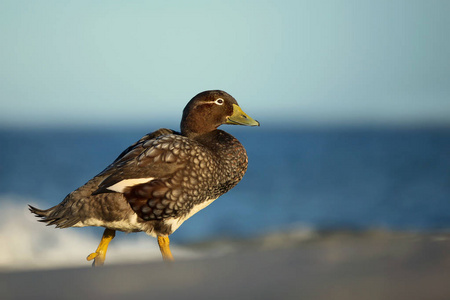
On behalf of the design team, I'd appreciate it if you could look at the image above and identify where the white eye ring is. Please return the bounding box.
[214,98,224,105]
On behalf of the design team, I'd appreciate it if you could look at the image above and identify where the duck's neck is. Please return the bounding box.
[180,115,223,139]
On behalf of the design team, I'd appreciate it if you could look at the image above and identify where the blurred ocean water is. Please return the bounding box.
[0,126,449,270]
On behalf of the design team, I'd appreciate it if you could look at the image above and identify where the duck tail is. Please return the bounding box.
[29,202,81,229]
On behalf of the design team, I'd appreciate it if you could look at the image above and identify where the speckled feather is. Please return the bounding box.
[98,130,248,222]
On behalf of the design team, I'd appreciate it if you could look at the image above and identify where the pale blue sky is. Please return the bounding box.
[1,0,449,128]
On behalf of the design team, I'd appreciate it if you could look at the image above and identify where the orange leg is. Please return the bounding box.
[157,235,174,262]
[86,228,116,267]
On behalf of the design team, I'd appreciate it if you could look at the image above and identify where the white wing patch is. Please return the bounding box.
[107,178,155,193]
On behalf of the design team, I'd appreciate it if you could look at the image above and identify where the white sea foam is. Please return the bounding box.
[0,196,200,272]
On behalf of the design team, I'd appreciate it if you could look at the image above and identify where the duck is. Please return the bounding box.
[29,90,259,266]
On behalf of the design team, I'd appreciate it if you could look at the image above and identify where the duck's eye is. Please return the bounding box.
[215,98,224,105]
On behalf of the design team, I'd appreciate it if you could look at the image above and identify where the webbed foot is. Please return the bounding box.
[86,228,116,267]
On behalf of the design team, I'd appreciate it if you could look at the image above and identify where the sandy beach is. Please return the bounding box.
[1,230,449,300]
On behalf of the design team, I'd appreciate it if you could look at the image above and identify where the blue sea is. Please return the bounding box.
[1,126,449,269]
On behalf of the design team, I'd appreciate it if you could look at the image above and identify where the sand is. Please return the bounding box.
[1,231,449,300]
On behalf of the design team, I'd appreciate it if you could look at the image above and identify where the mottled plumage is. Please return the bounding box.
[29,90,259,265]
